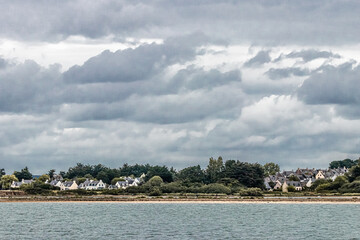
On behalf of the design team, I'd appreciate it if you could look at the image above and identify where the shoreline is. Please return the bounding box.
[2,196,360,204]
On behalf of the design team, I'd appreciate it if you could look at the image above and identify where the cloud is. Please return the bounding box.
[244,50,271,67]
[63,33,209,84]
[266,67,310,80]
[297,62,360,105]
[1,1,360,45]
[274,49,341,63]
[0,60,62,113]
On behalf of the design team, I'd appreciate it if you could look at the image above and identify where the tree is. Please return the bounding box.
[37,174,50,183]
[0,175,18,189]
[0,168,5,177]
[177,165,205,183]
[96,170,110,184]
[148,176,164,187]
[48,169,56,179]
[329,159,357,169]
[263,162,280,176]
[347,163,360,182]
[223,160,264,189]
[145,166,173,182]
[13,167,33,180]
[206,156,224,183]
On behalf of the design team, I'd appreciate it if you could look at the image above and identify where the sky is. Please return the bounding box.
[1,0,360,174]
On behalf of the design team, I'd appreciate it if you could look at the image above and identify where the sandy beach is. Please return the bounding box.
[2,196,360,204]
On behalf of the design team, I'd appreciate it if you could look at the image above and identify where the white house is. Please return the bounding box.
[85,180,105,190]
[60,181,78,191]
[11,179,33,188]
[315,171,325,180]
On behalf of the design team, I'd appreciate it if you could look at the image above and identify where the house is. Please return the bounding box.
[315,170,325,179]
[273,180,283,190]
[11,179,33,188]
[86,180,105,190]
[305,178,315,188]
[287,181,302,191]
[264,181,272,191]
[115,181,129,189]
[78,179,92,189]
[60,181,78,191]
[48,180,62,188]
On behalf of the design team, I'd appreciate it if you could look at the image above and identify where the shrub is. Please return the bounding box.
[238,188,263,196]
[149,187,162,196]
[200,183,231,194]
[339,181,360,193]
[161,182,186,193]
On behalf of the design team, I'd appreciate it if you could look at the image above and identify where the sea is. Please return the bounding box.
[0,202,359,239]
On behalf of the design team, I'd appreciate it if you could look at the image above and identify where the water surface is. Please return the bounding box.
[0,202,359,239]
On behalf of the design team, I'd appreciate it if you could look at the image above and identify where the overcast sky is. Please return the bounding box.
[1,0,360,174]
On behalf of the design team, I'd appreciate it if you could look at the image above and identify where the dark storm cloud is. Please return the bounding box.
[0,35,244,125]
[1,1,360,45]
[63,33,209,84]
[297,62,360,105]
[0,60,62,113]
[274,49,341,63]
[266,67,311,80]
[244,50,271,67]
[170,66,241,91]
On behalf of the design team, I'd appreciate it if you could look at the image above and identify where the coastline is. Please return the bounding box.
[1,196,360,204]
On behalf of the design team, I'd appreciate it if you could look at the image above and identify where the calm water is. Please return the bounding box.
[0,202,360,239]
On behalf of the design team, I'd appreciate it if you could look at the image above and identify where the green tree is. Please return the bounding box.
[0,175,18,189]
[96,170,110,184]
[48,169,56,179]
[263,162,280,176]
[13,167,33,180]
[177,165,205,183]
[37,174,50,183]
[223,160,265,188]
[348,163,360,182]
[206,156,224,183]
[329,158,357,169]
[148,176,164,187]
[145,166,173,182]
[0,168,5,177]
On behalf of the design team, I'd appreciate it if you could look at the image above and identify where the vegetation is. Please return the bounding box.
[329,158,359,169]
[3,156,360,196]
[264,162,280,176]
[13,167,33,180]
[0,175,18,189]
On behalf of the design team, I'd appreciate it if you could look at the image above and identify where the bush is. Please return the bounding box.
[148,187,162,196]
[238,188,263,196]
[125,186,146,194]
[200,183,231,194]
[339,181,360,193]
[287,185,296,192]
[161,182,186,193]
[147,176,164,187]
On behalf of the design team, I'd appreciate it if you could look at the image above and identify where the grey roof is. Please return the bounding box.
[63,181,74,187]
[286,181,301,187]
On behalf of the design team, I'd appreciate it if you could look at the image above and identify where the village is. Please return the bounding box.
[264,167,349,192]
[10,174,145,191]
[8,167,350,193]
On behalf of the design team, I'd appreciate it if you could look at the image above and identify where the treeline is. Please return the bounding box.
[0,157,265,193]
[329,158,359,169]
[60,157,265,188]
